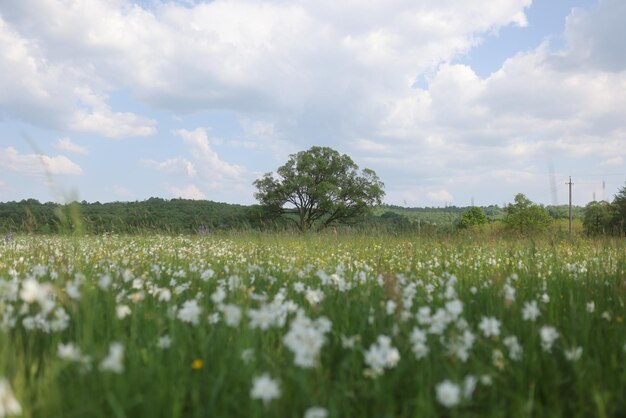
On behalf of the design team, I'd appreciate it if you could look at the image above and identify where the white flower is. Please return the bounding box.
[0,378,22,417]
[200,269,214,281]
[503,284,516,303]
[250,373,281,405]
[445,300,463,318]
[293,281,306,293]
[340,334,360,349]
[211,287,226,304]
[586,301,595,313]
[522,300,541,322]
[116,305,131,319]
[436,380,461,408]
[503,336,523,361]
[220,304,242,327]
[58,342,81,361]
[98,274,112,290]
[363,335,400,378]
[480,375,492,386]
[462,375,477,400]
[177,300,202,325]
[385,300,397,315]
[305,288,324,306]
[410,327,429,360]
[540,293,550,304]
[564,346,583,362]
[539,326,559,352]
[445,329,475,362]
[157,335,172,349]
[478,316,501,338]
[283,312,331,368]
[304,406,328,418]
[100,342,124,373]
[241,348,255,364]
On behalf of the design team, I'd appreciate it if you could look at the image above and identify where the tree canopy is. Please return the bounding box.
[504,193,551,234]
[253,146,385,232]
[457,206,489,229]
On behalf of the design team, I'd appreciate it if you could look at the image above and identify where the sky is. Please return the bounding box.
[1,0,625,207]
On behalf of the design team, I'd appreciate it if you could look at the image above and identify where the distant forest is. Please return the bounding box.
[0,198,585,235]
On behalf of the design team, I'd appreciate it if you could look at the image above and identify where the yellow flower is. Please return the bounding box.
[192,359,204,370]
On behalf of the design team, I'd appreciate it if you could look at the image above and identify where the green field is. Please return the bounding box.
[1,234,626,417]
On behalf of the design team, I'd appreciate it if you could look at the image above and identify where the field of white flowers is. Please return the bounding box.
[1,234,626,417]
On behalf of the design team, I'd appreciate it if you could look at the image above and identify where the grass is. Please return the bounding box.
[1,233,626,417]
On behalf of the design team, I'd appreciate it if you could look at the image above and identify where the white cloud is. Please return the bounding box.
[56,137,88,155]
[427,189,453,204]
[111,185,134,200]
[142,157,196,177]
[166,184,206,200]
[174,128,243,179]
[600,156,624,167]
[0,14,155,138]
[0,146,83,176]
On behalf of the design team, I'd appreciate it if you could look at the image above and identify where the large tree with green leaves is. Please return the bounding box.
[504,193,551,234]
[583,200,613,235]
[612,183,626,236]
[253,146,385,232]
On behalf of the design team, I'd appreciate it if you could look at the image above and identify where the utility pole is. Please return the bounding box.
[567,176,573,239]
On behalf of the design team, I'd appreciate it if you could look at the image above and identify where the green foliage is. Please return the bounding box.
[504,193,551,234]
[612,183,626,236]
[0,199,254,234]
[253,146,385,232]
[457,206,489,229]
[583,201,614,235]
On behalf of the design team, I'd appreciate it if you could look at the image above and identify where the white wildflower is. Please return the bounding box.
[116,305,131,319]
[363,335,400,378]
[98,274,111,290]
[463,375,477,400]
[305,288,324,306]
[503,336,523,361]
[586,301,595,313]
[250,373,281,405]
[540,293,550,304]
[522,300,541,322]
[478,316,501,338]
[220,304,242,327]
[304,406,328,418]
[241,348,255,364]
[409,327,429,360]
[445,299,463,319]
[99,342,124,373]
[284,312,331,368]
[0,378,22,417]
[157,335,172,349]
[539,326,559,352]
[436,380,461,408]
[340,334,360,349]
[385,300,397,315]
[211,287,226,304]
[177,300,202,325]
[564,346,583,362]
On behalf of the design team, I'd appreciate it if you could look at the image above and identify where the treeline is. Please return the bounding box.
[0,198,258,234]
[0,189,624,236]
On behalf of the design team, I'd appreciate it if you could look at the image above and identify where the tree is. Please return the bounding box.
[457,206,488,229]
[583,200,613,235]
[253,146,385,232]
[504,193,551,234]
[612,183,626,236]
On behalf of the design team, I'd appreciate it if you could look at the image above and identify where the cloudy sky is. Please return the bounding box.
[1,0,625,207]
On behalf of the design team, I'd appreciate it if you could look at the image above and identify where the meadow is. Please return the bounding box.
[1,233,625,417]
